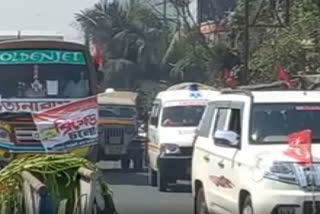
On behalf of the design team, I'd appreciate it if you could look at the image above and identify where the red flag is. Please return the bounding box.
[283,130,312,165]
[91,45,103,69]
[275,65,293,89]
[221,68,237,88]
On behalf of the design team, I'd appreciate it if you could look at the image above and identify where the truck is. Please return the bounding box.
[96,89,144,171]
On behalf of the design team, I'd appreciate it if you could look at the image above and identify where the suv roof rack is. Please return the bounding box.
[221,89,253,98]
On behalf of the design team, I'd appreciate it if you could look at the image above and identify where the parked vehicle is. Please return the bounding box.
[97,90,144,171]
[192,90,320,214]
[147,82,219,192]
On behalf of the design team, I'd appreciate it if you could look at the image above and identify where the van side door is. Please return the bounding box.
[147,100,161,170]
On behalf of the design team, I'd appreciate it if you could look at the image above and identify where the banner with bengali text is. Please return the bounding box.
[32,96,98,151]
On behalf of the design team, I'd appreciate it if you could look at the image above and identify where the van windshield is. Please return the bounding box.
[161,105,205,127]
[250,103,320,144]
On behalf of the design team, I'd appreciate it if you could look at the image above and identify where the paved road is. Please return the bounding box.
[98,161,193,214]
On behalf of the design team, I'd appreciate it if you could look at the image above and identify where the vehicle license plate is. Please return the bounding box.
[106,146,123,154]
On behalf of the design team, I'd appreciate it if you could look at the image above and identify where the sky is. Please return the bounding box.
[0,0,98,43]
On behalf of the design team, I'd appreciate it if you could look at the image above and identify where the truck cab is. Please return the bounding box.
[97,90,144,171]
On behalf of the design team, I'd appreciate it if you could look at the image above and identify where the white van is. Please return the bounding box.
[147,83,219,192]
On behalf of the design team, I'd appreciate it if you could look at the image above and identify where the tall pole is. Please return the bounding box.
[163,0,167,25]
[242,0,250,85]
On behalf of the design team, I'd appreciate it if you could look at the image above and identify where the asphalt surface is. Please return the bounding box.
[98,161,193,214]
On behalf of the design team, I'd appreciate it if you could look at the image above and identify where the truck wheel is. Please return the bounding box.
[148,166,157,186]
[133,156,143,172]
[86,144,99,163]
[121,158,130,170]
[241,195,254,214]
[195,187,209,214]
[157,169,168,192]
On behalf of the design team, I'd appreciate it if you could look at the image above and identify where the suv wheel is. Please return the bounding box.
[242,195,254,214]
[157,169,168,192]
[195,187,209,214]
[148,166,157,186]
[133,156,143,171]
[121,158,130,170]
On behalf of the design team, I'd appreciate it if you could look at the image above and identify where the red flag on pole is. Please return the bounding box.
[91,45,103,69]
[221,68,237,88]
[283,130,312,165]
[275,65,294,89]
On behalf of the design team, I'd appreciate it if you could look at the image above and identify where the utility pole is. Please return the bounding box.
[163,0,167,25]
[242,0,250,85]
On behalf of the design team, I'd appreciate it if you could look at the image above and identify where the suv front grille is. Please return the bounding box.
[304,201,320,214]
[180,147,193,156]
[106,127,124,138]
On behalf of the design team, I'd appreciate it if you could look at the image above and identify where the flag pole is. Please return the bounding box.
[309,130,316,214]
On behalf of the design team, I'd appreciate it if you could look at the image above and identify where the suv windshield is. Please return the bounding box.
[161,105,205,127]
[0,49,90,99]
[250,103,320,144]
[99,106,137,118]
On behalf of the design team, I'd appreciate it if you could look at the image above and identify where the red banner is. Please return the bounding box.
[283,130,312,165]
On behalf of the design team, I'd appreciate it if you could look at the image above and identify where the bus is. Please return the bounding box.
[0,39,99,165]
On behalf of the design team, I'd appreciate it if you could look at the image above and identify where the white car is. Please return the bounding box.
[192,90,320,214]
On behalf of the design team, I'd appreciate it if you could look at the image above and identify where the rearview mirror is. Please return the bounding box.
[214,130,239,148]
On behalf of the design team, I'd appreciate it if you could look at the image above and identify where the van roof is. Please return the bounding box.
[156,89,220,103]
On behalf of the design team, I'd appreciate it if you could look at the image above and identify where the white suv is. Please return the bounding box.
[192,90,320,214]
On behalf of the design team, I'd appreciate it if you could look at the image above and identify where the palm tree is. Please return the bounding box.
[76,0,169,90]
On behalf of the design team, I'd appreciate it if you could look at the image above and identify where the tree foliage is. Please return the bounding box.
[76,0,320,89]
[76,0,169,89]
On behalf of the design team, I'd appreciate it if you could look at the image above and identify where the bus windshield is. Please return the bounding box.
[0,49,90,99]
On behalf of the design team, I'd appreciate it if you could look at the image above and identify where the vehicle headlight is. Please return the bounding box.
[263,162,298,185]
[0,128,10,142]
[160,144,181,155]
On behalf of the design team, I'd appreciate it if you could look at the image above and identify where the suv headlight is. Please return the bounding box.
[0,128,10,142]
[161,144,181,155]
[263,162,298,185]
[125,125,135,135]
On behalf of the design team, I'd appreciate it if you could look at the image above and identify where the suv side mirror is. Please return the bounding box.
[213,130,239,148]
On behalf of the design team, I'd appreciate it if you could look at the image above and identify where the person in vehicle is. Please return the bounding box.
[162,112,181,126]
[62,71,89,98]
[25,65,46,98]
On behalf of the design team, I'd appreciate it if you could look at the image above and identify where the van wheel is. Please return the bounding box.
[121,158,130,170]
[148,166,157,186]
[241,195,254,214]
[195,187,209,214]
[157,169,168,192]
